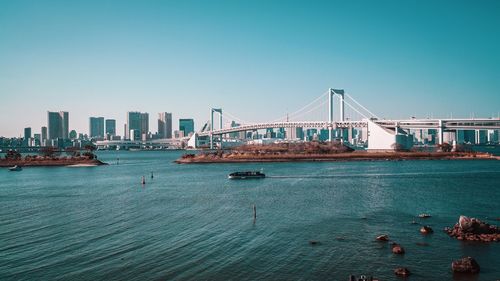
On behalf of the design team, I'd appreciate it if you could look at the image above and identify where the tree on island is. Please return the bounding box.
[65,146,80,157]
[455,143,473,153]
[4,149,21,160]
[82,144,97,159]
[40,146,58,158]
[437,142,453,152]
[391,143,406,152]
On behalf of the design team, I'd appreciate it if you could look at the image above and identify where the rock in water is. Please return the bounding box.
[446,215,500,242]
[451,256,480,274]
[394,267,411,277]
[376,234,389,241]
[392,244,405,255]
[420,225,434,234]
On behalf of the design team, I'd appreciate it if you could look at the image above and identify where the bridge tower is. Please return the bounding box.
[328,88,345,141]
[210,108,223,149]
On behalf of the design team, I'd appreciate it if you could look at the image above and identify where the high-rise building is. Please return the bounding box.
[158,112,172,139]
[179,119,194,137]
[127,112,149,140]
[41,126,47,141]
[475,130,487,144]
[140,113,149,138]
[24,127,32,140]
[89,117,105,138]
[105,119,116,136]
[47,111,69,140]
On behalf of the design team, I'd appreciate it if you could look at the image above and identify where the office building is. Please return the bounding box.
[24,127,31,140]
[105,119,116,136]
[89,117,105,138]
[158,112,172,139]
[475,130,487,144]
[174,130,184,139]
[47,111,69,140]
[41,126,47,141]
[179,119,194,137]
[127,112,149,140]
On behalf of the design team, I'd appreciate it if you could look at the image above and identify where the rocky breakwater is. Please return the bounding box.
[444,215,500,242]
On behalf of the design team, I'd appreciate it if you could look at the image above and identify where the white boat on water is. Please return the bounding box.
[9,165,22,171]
[66,164,98,167]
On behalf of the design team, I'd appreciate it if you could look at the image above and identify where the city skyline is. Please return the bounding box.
[1,0,500,137]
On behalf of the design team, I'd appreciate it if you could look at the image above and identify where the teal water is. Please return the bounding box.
[1,151,500,280]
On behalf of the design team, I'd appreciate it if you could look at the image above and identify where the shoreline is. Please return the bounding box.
[0,158,107,167]
[175,151,496,164]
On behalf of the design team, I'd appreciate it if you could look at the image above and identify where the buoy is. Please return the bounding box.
[151,172,154,179]
[253,204,256,220]
[141,176,146,185]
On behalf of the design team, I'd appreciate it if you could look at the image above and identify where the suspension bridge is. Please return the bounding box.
[189,88,500,150]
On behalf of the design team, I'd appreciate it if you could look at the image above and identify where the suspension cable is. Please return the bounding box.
[344,93,380,119]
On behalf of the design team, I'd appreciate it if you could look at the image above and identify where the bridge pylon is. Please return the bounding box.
[328,88,345,142]
[210,108,223,149]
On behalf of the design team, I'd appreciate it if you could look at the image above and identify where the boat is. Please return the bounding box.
[66,164,98,167]
[418,213,431,218]
[228,171,266,179]
[9,165,22,171]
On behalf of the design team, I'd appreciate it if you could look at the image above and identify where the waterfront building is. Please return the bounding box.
[457,130,475,144]
[276,128,286,139]
[319,129,329,141]
[41,126,47,141]
[126,112,149,140]
[47,111,69,140]
[33,134,41,146]
[305,128,317,141]
[89,117,105,138]
[105,119,116,136]
[130,129,140,141]
[179,119,194,137]
[443,131,456,144]
[487,130,499,144]
[174,130,184,139]
[158,112,172,139]
[287,127,304,140]
[475,130,487,144]
[230,121,242,138]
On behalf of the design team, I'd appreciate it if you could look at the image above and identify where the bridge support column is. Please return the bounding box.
[438,119,443,145]
[328,88,345,142]
[210,108,223,149]
[328,88,333,142]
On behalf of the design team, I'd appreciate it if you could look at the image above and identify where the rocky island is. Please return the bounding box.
[445,215,500,242]
[175,142,494,164]
[0,146,107,167]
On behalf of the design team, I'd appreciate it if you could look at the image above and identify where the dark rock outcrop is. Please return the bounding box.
[420,225,434,234]
[451,256,480,274]
[392,243,405,255]
[394,267,410,277]
[445,215,500,242]
[376,234,389,241]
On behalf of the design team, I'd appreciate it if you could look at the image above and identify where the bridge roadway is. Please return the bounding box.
[198,118,500,137]
[197,121,368,137]
[95,138,186,148]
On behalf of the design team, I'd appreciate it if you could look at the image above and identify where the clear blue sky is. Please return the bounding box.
[1,0,499,137]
